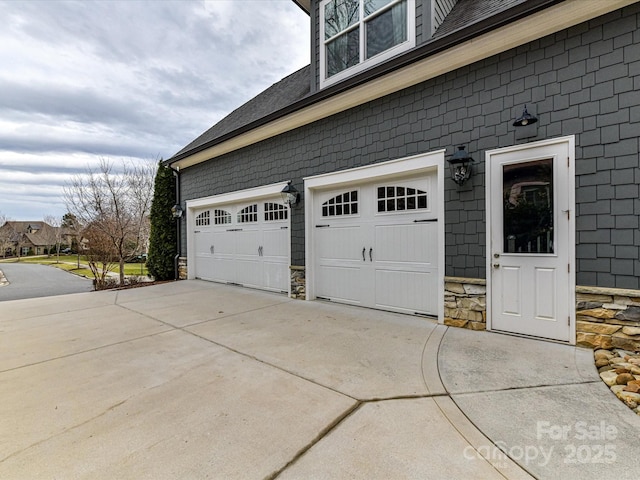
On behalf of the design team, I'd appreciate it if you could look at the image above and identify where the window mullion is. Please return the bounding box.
[364,0,403,21]
[324,22,359,46]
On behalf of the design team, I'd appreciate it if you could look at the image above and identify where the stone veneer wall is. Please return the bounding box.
[178,257,188,280]
[290,266,306,300]
[444,277,487,331]
[442,278,640,351]
[576,286,640,351]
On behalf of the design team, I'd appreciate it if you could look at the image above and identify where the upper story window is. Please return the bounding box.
[320,0,415,88]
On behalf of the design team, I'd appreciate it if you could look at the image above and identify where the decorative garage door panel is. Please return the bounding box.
[314,175,438,316]
[193,199,289,293]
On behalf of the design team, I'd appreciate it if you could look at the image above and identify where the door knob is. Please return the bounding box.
[493,263,500,268]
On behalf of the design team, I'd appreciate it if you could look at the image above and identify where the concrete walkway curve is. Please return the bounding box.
[0,280,637,479]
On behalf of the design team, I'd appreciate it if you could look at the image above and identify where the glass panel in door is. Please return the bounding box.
[502,159,553,254]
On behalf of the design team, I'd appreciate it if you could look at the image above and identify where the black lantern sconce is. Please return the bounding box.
[281,182,300,207]
[447,146,475,186]
[171,204,183,218]
[513,105,538,127]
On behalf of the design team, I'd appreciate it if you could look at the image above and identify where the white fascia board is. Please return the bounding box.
[185,181,290,209]
[173,0,636,170]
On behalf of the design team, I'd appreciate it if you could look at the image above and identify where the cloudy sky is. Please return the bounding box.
[0,0,310,221]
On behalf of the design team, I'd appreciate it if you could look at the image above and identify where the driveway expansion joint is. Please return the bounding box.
[0,328,175,374]
[447,379,602,397]
[267,401,363,480]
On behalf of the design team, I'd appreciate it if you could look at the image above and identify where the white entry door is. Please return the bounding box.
[487,137,575,342]
[313,176,439,316]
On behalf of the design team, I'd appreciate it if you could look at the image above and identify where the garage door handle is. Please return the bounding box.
[362,247,366,261]
[210,245,214,254]
[369,248,373,262]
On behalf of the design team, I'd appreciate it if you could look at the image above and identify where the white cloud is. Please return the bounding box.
[0,0,310,220]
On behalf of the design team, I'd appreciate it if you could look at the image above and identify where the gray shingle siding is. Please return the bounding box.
[180,3,640,288]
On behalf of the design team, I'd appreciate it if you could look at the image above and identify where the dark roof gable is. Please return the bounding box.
[434,0,527,37]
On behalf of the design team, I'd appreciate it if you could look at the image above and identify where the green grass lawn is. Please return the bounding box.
[1,254,80,264]
[0,255,148,277]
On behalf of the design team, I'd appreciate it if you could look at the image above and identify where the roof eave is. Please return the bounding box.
[292,0,311,15]
[166,0,636,169]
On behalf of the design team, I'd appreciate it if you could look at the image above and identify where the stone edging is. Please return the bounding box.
[577,285,640,298]
[594,349,640,416]
[445,276,486,285]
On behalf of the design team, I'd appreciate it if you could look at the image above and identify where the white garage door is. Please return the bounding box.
[192,198,289,293]
[313,175,438,316]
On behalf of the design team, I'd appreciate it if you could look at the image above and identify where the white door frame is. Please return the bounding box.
[485,136,576,344]
[304,150,445,323]
[185,181,291,294]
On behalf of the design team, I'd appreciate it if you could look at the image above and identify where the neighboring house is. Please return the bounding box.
[0,221,73,256]
[165,0,640,350]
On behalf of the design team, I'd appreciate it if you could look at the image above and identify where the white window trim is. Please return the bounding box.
[319,0,416,89]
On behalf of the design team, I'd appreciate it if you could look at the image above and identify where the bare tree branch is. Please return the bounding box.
[64,158,154,285]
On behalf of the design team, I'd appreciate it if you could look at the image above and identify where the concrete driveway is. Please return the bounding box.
[1,280,638,479]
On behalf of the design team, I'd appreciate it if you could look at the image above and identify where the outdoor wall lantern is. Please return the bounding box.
[447,146,475,186]
[281,182,300,207]
[171,204,183,218]
[513,105,538,127]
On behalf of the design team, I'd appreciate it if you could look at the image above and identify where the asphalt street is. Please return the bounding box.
[0,262,93,301]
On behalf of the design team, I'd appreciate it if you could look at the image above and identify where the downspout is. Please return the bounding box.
[169,165,181,280]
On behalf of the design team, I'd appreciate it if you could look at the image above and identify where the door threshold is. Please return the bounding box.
[488,328,572,345]
[312,297,438,322]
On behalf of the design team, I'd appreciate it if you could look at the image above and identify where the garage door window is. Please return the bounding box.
[322,190,358,217]
[264,202,288,221]
[196,210,210,226]
[214,209,232,225]
[377,186,427,213]
[238,204,258,223]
